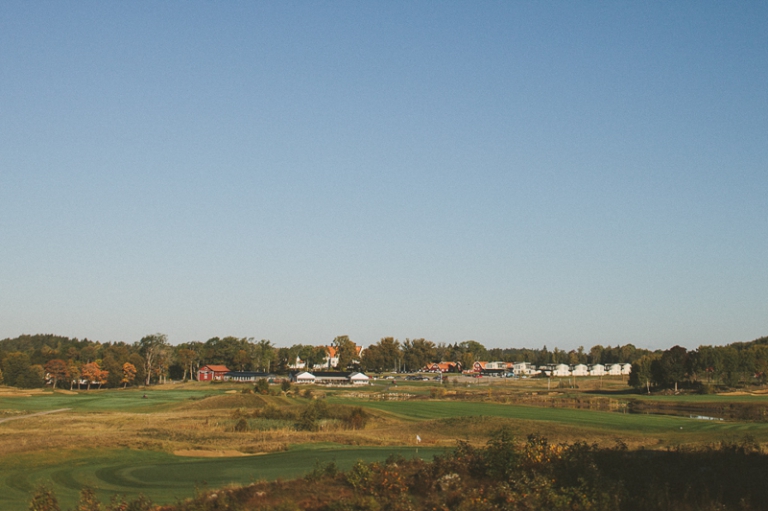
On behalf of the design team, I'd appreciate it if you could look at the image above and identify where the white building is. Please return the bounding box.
[349,372,371,385]
[513,362,537,375]
[571,364,589,376]
[608,364,622,376]
[552,364,571,377]
[291,371,316,384]
[621,363,632,375]
[590,364,606,376]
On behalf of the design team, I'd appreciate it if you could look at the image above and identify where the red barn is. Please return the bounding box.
[197,365,230,381]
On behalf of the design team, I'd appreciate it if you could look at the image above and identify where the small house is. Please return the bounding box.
[291,371,316,384]
[571,364,589,377]
[590,364,606,376]
[198,365,231,382]
[348,372,370,385]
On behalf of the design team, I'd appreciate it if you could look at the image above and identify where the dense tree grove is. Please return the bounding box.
[1,333,767,392]
[629,337,768,392]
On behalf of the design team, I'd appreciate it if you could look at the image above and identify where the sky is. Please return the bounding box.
[1,2,766,351]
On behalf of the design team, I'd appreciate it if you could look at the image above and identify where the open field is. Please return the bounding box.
[4,381,768,509]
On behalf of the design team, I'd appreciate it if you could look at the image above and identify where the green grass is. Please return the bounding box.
[626,393,768,403]
[0,445,446,511]
[0,388,223,413]
[336,398,768,438]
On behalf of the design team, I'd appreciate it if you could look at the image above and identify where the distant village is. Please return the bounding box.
[196,343,632,386]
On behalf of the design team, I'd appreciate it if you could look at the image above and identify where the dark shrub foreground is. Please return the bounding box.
[31,432,768,511]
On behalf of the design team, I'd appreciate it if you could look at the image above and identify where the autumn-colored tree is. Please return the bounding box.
[68,362,81,390]
[44,359,69,390]
[96,368,109,389]
[121,362,137,388]
[80,362,102,391]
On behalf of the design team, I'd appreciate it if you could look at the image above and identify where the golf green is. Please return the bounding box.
[0,444,445,510]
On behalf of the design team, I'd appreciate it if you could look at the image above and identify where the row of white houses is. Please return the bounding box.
[543,363,632,377]
[470,361,632,377]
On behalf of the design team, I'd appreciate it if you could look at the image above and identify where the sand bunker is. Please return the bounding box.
[174,449,265,458]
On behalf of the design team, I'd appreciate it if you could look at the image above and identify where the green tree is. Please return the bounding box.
[128,353,146,386]
[233,349,252,371]
[656,345,688,392]
[296,344,326,371]
[254,339,276,371]
[628,354,657,394]
[136,333,169,385]
[100,354,123,388]
[460,351,475,373]
[175,342,202,381]
[255,378,269,394]
[459,340,487,361]
[361,337,402,373]
[332,335,357,370]
[719,346,740,387]
[402,338,436,372]
[2,352,31,387]
[589,345,604,365]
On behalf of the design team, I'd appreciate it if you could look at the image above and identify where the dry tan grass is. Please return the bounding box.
[0,381,733,461]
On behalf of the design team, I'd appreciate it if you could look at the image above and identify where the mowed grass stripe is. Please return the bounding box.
[342,399,768,436]
[0,389,222,413]
[0,445,446,511]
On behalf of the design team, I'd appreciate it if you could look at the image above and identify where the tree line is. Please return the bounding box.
[1,332,766,391]
[629,336,768,393]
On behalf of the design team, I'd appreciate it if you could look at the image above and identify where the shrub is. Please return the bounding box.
[234,418,249,432]
[29,485,60,511]
[74,487,101,511]
[281,380,291,392]
[255,379,269,394]
[343,407,369,430]
[430,387,446,398]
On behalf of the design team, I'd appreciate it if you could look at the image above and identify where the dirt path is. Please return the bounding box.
[0,408,71,424]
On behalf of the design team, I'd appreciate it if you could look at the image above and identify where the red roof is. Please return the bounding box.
[324,345,363,358]
[201,365,230,372]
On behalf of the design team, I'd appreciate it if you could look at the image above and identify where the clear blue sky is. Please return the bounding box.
[1,2,766,351]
